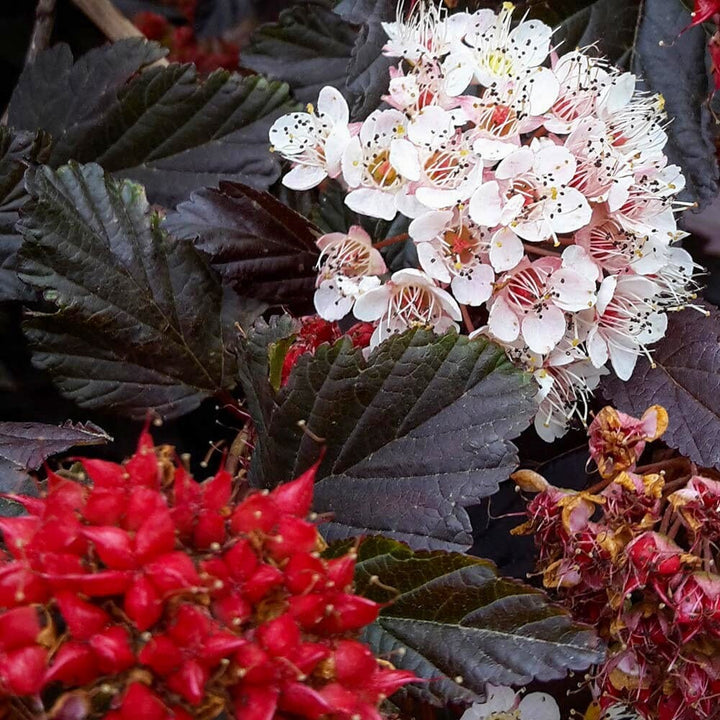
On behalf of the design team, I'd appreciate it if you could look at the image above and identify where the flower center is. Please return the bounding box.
[486,50,514,77]
[368,150,399,187]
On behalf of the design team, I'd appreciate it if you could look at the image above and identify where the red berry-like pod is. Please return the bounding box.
[88,626,135,674]
[0,645,48,696]
[43,641,97,686]
[0,606,43,651]
[55,591,111,640]
[270,460,320,519]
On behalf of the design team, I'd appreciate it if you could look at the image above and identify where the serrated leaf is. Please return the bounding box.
[600,304,720,469]
[0,420,111,499]
[242,3,357,104]
[0,420,110,475]
[236,315,298,446]
[17,162,241,420]
[7,40,297,206]
[165,181,320,310]
[0,127,51,302]
[339,0,395,120]
[329,536,604,705]
[245,328,535,550]
[631,0,718,210]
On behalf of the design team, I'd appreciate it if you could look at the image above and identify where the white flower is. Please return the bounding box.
[342,109,419,220]
[353,268,461,348]
[313,226,387,321]
[488,256,595,354]
[409,208,495,305]
[534,357,606,441]
[382,0,456,61]
[544,51,615,134]
[443,4,553,90]
[414,132,484,209]
[461,685,560,720]
[269,87,351,190]
[582,274,667,380]
[475,142,592,245]
[385,58,466,122]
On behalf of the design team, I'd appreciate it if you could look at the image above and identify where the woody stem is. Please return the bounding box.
[373,233,409,249]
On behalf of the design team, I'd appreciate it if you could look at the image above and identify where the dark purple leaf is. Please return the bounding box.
[601,303,720,469]
[165,182,320,311]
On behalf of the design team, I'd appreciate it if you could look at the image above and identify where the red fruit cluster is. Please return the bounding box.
[134,6,239,74]
[514,405,720,720]
[0,431,416,719]
[280,317,374,386]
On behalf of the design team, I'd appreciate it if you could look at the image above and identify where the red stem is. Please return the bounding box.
[373,233,409,249]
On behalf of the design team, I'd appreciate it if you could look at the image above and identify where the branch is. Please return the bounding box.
[70,0,168,64]
[1,0,58,126]
[25,0,57,65]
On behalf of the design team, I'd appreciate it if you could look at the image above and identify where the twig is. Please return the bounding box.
[26,0,57,65]
[522,242,562,258]
[70,0,168,63]
[1,0,58,126]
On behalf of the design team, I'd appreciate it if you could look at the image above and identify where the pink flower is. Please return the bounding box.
[353,268,461,348]
[313,225,386,321]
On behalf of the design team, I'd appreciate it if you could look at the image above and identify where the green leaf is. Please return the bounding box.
[329,536,605,706]
[7,40,297,206]
[0,127,51,301]
[165,182,320,311]
[242,3,357,105]
[244,327,535,550]
[17,162,242,420]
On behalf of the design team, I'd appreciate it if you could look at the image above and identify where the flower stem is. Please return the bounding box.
[522,242,562,259]
[460,304,475,334]
[373,232,409,249]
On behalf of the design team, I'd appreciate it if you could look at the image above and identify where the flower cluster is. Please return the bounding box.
[0,431,416,719]
[513,405,720,720]
[460,684,560,720]
[269,0,700,440]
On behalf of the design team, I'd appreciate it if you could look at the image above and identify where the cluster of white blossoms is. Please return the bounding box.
[268,0,700,441]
